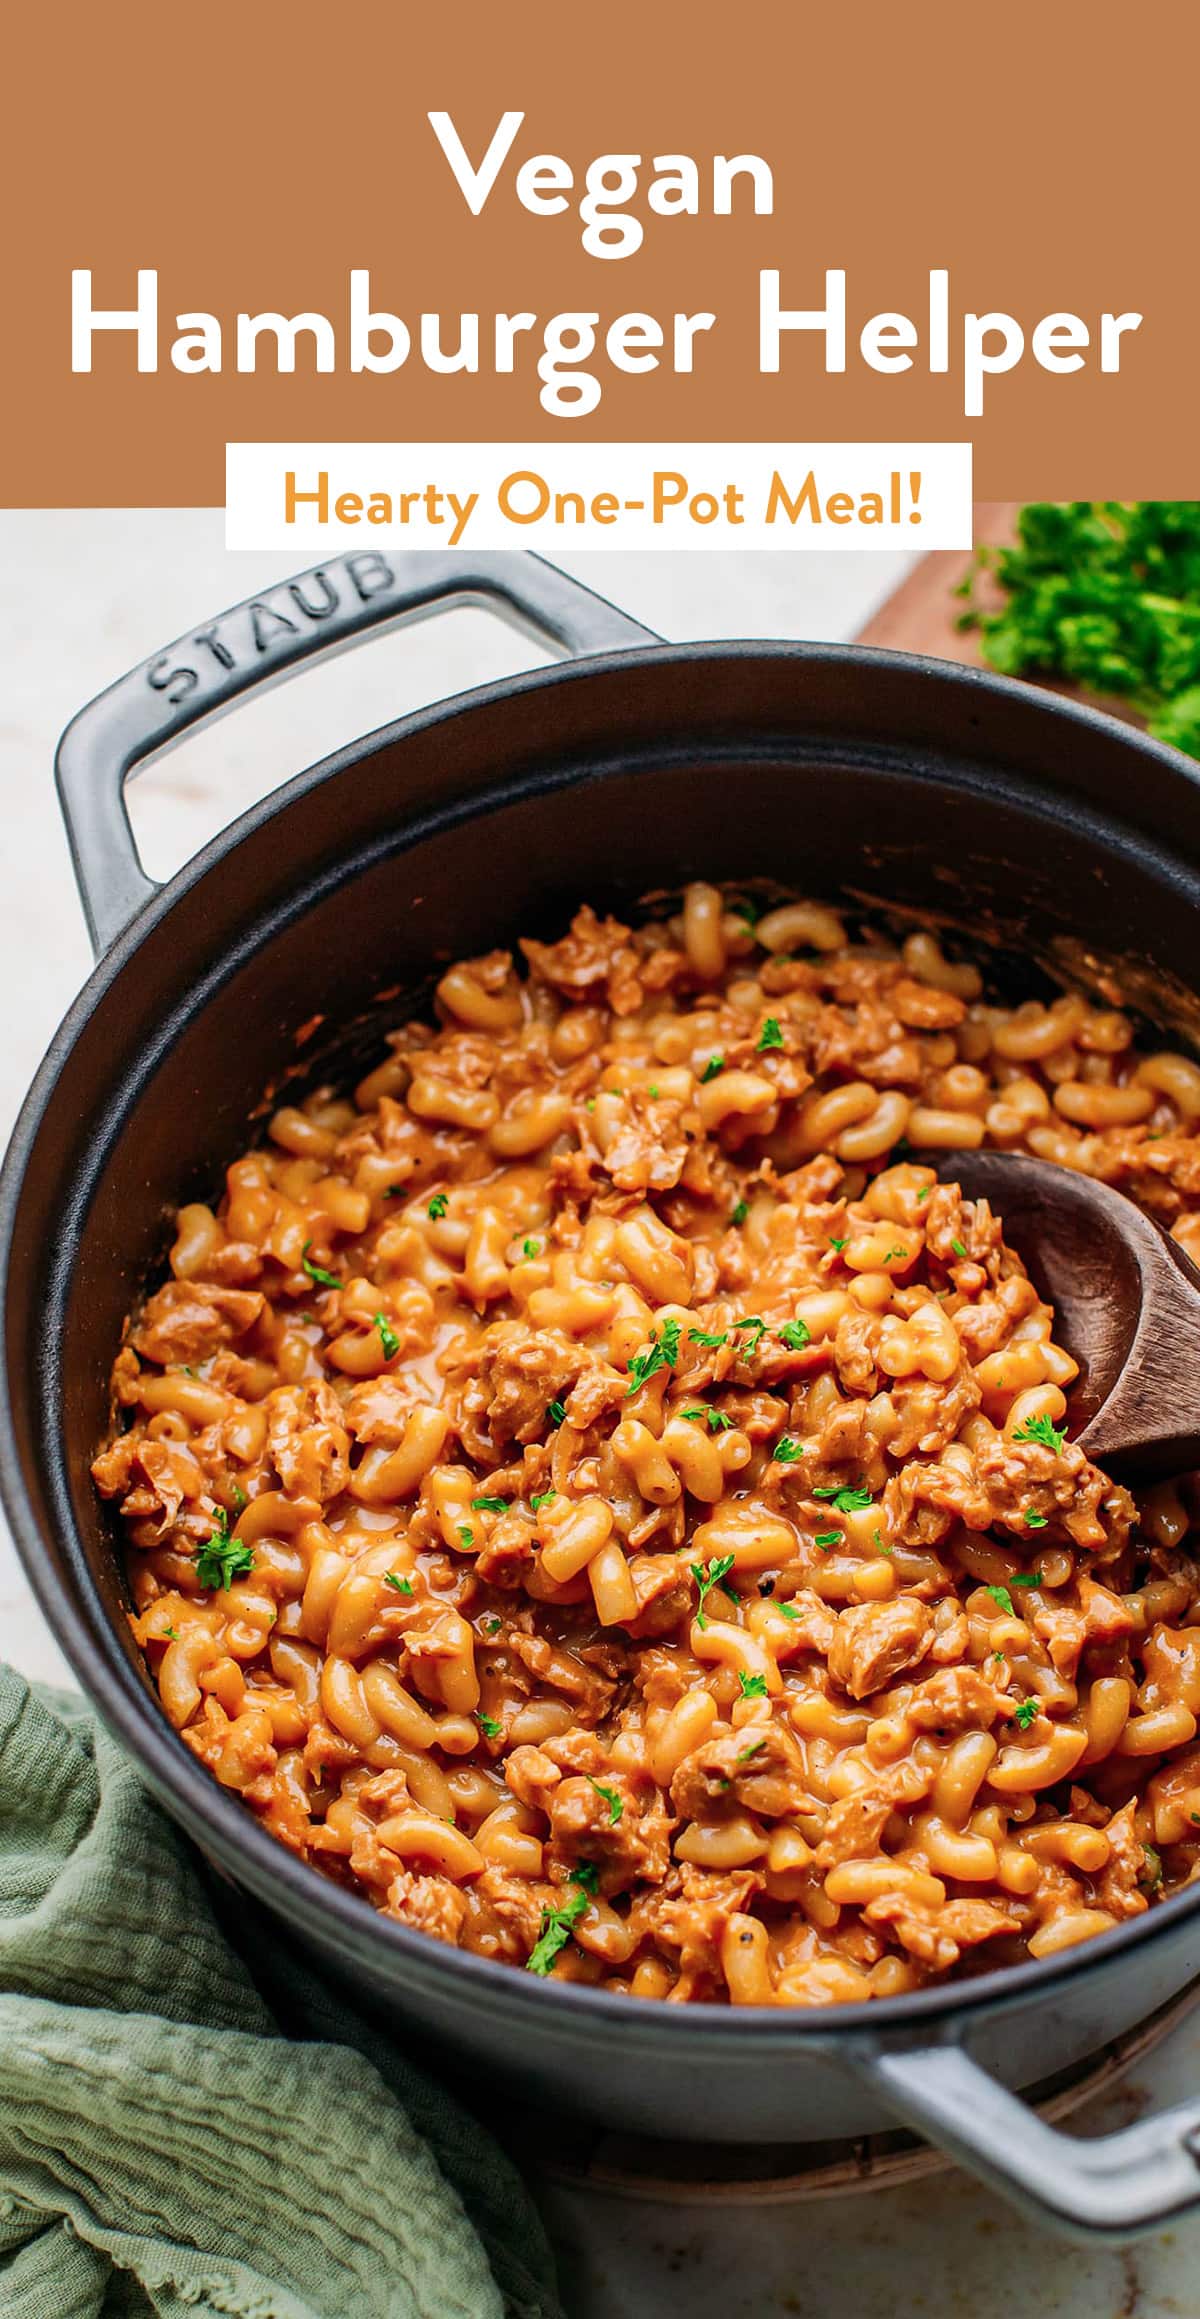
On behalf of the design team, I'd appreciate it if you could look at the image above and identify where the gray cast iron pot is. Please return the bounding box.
[3,549,1200,2241]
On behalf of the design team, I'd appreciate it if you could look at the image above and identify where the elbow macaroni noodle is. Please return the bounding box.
[93,890,1200,2003]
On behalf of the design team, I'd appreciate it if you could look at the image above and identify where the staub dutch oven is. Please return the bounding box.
[4,549,1200,2241]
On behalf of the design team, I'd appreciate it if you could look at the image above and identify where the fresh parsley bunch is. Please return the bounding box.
[958,502,1200,761]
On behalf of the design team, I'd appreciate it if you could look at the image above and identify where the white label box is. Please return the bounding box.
[226,442,974,552]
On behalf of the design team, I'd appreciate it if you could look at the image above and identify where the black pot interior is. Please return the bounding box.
[9,643,1200,1717]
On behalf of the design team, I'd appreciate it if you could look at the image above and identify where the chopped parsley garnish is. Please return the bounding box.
[986,1583,1015,1617]
[230,1482,247,1511]
[384,1572,414,1595]
[547,1399,567,1427]
[950,1237,968,1259]
[773,1436,802,1464]
[738,1671,768,1699]
[526,1863,599,1975]
[1024,1510,1049,1529]
[300,1242,342,1289]
[484,1615,502,1634]
[195,1511,255,1592]
[1011,1571,1043,1587]
[458,1525,475,1548]
[883,1246,907,1263]
[957,503,1200,764]
[1013,1697,1040,1730]
[588,1778,624,1825]
[813,1484,874,1512]
[688,1326,728,1348]
[648,1085,660,1099]
[162,1625,177,1641]
[471,1496,509,1515]
[756,1016,784,1051]
[778,1603,800,1621]
[373,1310,400,1360]
[873,1528,893,1555]
[1013,1413,1066,1454]
[732,1315,767,1354]
[531,1489,556,1513]
[828,1236,847,1253]
[731,1199,749,1227]
[916,1185,932,1203]
[427,1193,448,1220]
[1139,1843,1163,1890]
[814,1530,842,1550]
[701,1054,725,1083]
[522,1237,540,1258]
[626,1316,682,1396]
[689,1553,738,1630]
[778,1318,812,1351]
[684,1406,733,1432]
[475,1711,502,1740]
[737,1739,767,1763]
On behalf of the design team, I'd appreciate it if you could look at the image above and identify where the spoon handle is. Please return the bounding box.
[1078,1220,1200,1480]
[935,1146,1200,1484]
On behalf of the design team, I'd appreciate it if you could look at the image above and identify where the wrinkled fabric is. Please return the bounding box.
[0,1669,561,2319]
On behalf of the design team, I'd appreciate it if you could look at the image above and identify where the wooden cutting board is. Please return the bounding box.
[853,501,1144,730]
[854,502,1018,661]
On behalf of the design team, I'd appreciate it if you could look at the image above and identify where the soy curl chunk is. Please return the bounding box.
[827,1596,933,1699]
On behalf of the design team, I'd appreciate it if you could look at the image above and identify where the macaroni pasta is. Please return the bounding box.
[93,890,1200,2003]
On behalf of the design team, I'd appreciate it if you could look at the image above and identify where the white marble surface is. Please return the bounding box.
[0,518,915,1686]
[2,515,1197,2315]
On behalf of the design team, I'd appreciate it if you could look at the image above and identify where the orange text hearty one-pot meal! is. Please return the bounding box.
[93,888,1200,2004]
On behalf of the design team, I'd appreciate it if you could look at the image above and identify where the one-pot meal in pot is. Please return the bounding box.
[92,884,1200,2005]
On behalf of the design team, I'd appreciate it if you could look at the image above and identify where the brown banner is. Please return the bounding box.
[3,0,1196,505]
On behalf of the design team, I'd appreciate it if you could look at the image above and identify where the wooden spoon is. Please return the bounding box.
[934,1151,1200,1481]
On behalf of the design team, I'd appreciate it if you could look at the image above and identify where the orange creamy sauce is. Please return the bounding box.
[94,890,1200,2003]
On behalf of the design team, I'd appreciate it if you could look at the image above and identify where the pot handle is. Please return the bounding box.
[55,549,660,956]
[853,2035,1200,2240]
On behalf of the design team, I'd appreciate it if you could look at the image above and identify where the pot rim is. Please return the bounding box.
[4,630,1200,2053]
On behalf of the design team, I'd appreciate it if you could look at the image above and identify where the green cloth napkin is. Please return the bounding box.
[0,1667,564,2319]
